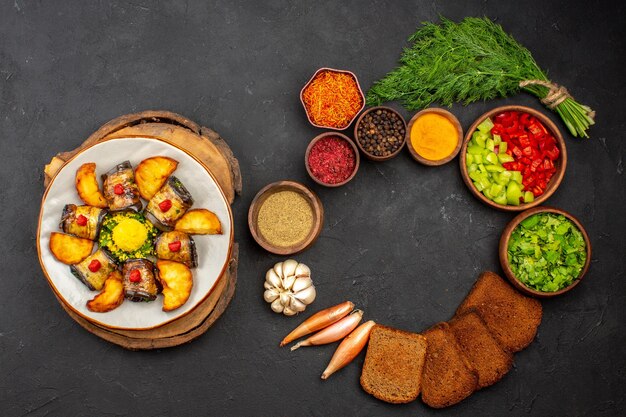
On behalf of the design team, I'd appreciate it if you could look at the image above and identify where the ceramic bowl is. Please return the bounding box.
[499,206,592,298]
[37,137,234,330]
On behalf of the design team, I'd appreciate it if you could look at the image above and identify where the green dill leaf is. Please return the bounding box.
[366,17,595,138]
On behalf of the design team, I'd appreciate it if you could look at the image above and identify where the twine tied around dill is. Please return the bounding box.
[520,80,596,122]
[519,80,572,110]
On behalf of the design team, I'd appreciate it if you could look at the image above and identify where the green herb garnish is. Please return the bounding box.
[507,213,587,292]
[366,17,595,138]
[98,211,157,262]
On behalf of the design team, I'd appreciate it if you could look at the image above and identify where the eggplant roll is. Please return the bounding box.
[145,176,194,231]
[122,258,159,302]
[70,249,118,291]
[102,161,142,212]
[60,204,107,240]
[155,231,198,268]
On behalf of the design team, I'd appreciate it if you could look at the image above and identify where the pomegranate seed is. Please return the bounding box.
[113,184,124,195]
[168,241,182,252]
[76,214,88,226]
[129,269,141,283]
[88,259,101,273]
[158,199,172,212]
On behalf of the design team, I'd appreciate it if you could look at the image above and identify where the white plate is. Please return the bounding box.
[37,137,233,330]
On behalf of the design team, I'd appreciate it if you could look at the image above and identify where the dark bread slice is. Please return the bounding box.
[421,322,478,408]
[360,325,427,404]
[456,271,542,352]
[449,309,514,389]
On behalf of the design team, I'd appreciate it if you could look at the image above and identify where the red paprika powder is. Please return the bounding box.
[307,136,356,184]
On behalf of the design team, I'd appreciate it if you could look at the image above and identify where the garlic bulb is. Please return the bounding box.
[263,259,316,316]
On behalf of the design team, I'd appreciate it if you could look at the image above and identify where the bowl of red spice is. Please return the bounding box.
[305,132,359,187]
[460,105,567,211]
[300,68,365,130]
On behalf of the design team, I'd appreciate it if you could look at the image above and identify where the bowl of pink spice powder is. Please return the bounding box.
[305,132,360,187]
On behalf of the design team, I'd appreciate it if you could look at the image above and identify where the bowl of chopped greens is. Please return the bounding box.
[499,207,591,297]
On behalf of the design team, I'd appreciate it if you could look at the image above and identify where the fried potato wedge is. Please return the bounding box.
[174,209,222,235]
[86,270,124,313]
[135,156,178,200]
[75,163,108,208]
[49,232,94,265]
[156,260,193,312]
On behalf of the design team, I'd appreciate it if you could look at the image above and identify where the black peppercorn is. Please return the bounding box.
[356,108,406,158]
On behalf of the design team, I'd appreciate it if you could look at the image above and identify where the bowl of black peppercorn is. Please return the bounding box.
[353,106,407,161]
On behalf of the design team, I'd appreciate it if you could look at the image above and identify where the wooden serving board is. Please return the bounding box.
[43,110,242,350]
[54,246,238,350]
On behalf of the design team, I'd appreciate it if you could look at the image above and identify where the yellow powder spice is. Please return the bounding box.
[257,191,314,247]
[410,113,458,161]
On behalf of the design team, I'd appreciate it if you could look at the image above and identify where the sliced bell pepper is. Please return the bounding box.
[477,117,494,133]
[528,123,544,137]
[519,135,531,148]
[530,159,542,173]
[545,147,560,161]
[506,181,523,206]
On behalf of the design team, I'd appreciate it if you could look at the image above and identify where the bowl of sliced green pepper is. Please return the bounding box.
[499,206,591,297]
[460,105,567,211]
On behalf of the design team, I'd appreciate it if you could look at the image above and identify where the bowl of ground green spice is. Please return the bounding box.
[499,206,591,298]
[248,181,324,255]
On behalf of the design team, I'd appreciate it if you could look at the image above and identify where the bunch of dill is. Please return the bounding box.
[366,17,595,138]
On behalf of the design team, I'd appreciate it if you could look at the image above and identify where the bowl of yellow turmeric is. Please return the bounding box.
[406,108,463,166]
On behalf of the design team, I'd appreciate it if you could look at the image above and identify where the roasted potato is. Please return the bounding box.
[49,232,94,265]
[156,260,193,312]
[174,209,222,235]
[86,270,124,312]
[75,163,108,208]
[135,156,178,200]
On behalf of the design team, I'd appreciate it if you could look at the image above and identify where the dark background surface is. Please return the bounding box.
[1,1,624,416]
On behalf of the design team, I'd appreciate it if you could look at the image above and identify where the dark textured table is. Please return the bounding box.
[1,1,624,416]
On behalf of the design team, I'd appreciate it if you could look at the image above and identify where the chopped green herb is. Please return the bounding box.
[98,211,157,262]
[366,17,595,138]
[508,213,587,292]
